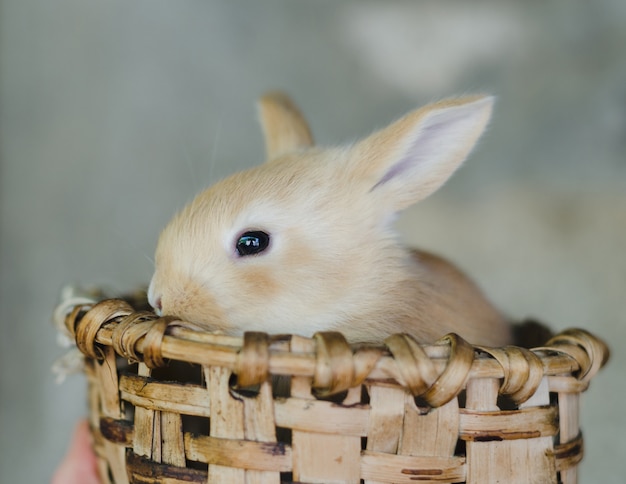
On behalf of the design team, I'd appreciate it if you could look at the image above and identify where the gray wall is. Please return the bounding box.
[1,1,624,482]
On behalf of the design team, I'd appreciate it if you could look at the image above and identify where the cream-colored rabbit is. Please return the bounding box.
[148,92,513,346]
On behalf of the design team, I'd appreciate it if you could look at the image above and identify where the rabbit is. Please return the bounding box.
[147,92,513,346]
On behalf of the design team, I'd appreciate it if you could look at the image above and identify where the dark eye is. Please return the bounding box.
[236,231,271,257]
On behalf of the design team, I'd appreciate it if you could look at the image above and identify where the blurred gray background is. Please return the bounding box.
[1,1,624,482]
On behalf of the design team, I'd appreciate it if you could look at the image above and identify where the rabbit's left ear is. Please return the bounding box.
[257,91,314,159]
[351,96,494,211]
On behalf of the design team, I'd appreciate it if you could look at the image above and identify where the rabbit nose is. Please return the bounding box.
[148,290,163,315]
[153,296,163,315]
[147,278,163,315]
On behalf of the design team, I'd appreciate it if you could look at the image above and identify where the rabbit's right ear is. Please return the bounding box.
[257,91,314,159]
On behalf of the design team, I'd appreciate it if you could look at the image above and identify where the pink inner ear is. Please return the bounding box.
[371,119,447,191]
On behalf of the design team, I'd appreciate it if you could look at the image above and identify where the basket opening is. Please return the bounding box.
[181,414,210,438]
[412,395,433,414]
[454,438,467,457]
[151,360,204,384]
[496,393,518,411]
[314,388,349,403]
[277,474,365,484]
[276,427,292,446]
[228,373,262,399]
[182,457,209,473]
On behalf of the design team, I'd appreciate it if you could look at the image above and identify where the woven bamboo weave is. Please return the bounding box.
[59,297,609,484]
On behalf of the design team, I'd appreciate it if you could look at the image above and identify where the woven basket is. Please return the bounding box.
[58,296,608,484]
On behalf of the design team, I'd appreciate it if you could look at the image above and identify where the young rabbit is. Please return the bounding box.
[148,92,513,346]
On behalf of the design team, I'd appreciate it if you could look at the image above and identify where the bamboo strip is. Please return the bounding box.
[517,377,558,483]
[120,375,210,417]
[365,385,405,454]
[126,451,206,483]
[205,365,245,482]
[558,392,581,484]
[160,412,186,467]
[183,434,291,472]
[360,451,466,484]
[554,433,584,472]
[99,417,133,445]
[94,348,129,484]
[364,385,406,484]
[273,396,369,436]
[132,363,155,461]
[459,405,558,441]
[86,362,116,484]
[401,397,459,456]
[290,335,361,483]
[242,379,281,483]
[465,378,508,484]
[548,375,589,393]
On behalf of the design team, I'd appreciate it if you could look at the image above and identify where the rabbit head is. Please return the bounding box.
[148,92,497,342]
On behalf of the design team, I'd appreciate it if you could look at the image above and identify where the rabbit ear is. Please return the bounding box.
[257,91,314,159]
[353,96,494,212]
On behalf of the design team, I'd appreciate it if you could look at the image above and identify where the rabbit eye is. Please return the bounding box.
[236,231,270,257]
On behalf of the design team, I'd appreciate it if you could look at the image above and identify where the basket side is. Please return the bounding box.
[63,299,608,484]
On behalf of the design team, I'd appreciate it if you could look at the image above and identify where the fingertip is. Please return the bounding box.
[52,420,100,484]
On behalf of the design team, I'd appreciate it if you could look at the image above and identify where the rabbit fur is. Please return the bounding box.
[148,92,512,346]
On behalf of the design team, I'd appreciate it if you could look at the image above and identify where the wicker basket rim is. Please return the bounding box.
[61,298,609,407]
